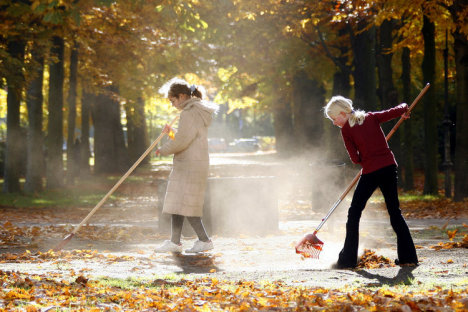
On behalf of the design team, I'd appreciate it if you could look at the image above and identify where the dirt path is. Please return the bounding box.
[1,152,467,292]
[2,218,467,291]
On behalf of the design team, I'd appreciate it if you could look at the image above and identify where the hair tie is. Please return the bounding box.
[351,109,355,114]
[190,85,196,94]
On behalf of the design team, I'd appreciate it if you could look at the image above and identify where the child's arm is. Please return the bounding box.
[374,103,408,124]
[159,111,197,156]
[342,130,361,164]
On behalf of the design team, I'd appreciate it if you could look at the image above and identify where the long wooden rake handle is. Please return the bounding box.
[54,115,179,251]
[313,83,431,234]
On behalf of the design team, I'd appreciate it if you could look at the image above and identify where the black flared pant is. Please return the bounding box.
[338,165,418,267]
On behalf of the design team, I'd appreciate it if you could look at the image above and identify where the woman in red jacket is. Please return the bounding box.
[324,95,418,269]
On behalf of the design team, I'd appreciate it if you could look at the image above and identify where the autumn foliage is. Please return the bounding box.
[1,270,467,311]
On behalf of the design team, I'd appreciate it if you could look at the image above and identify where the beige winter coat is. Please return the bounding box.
[159,98,217,217]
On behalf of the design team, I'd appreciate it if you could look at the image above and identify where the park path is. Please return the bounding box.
[1,151,467,290]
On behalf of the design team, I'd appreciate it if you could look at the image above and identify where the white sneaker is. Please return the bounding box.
[154,240,182,253]
[185,240,214,253]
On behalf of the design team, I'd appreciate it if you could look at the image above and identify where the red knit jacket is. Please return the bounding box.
[341,104,408,174]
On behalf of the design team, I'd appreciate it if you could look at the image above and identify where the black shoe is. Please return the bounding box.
[332,262,356,270]
[395,259,418,267]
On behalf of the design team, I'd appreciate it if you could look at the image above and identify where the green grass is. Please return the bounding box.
[0,160,175,208]
[0,174,151,209]
[0,190,107,208]
[367,191,442,204]
[399,193,442,202]
[97,274,184,290]
[97,276,153,290]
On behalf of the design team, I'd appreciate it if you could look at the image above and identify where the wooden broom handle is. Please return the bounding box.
[385,83,430,140]
[71,115,180,235]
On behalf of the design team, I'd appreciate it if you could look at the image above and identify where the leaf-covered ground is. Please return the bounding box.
[1,269,467,311]
[0,158,467,311]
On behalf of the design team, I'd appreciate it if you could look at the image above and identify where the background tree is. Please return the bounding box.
[46,35,65,189]
[24,43,45,193]
[421,13,438,195]
[0,0,466,200]
[66,41,79,184]
[3,38,25,193]
[400,47,415,190]
[448,0,468,201]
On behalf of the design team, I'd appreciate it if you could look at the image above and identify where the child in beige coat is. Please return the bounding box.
[155,78,218,253]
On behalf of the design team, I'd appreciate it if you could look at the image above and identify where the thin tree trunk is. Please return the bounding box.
[46,36,65,189]
[452,21,468,201]
[327,71,351,163]
[332,70,351,98]
[80,91,92,175]
[25,46,45,193]
[400,47,414,190]
[351,22,378,111]
[91,88,129,174]
[125,96,149,164]
[273,97,295,157]
[66,42,79,184]
[292,71,325,150]
[421,14,438,195]
[3,39,25,193]
[377,19,402,182]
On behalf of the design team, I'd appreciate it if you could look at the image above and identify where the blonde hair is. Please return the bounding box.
[324,95,366,127]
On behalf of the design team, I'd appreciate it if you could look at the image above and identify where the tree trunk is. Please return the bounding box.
[377,19,397,112]
[125,97,149,164]
[3,39,25,193]
[400,47,414,190]
[80,91,92,175]
[273,97,295,157]
[452,23,468,201]
[376,19,402,181]
[24,46,45,193]
[351,22,378,111]
[421,15,438,195]
[332,70,351,98]
[91,88,129,174]
[326,71,351,163]
[292,71,325,151]
[66,42,79,184]
[46,36,65,189]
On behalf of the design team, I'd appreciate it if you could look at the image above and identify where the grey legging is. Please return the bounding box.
[170,214,209,244]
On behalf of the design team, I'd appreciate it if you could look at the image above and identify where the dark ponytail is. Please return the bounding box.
[168,82,203,99]
[190,85,202,99]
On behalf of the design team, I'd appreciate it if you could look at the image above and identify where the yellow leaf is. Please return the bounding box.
[447,229,458,241]
[26,306,39,312]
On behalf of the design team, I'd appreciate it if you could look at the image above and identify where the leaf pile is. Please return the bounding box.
[0,249,135,264]
[431,235,468,250]
[0,221,165,249]
[430,225,468,250]
[357,249,395,269]
[1,271,467,311]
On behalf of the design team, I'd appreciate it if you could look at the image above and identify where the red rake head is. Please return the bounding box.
[295,233,324,259]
